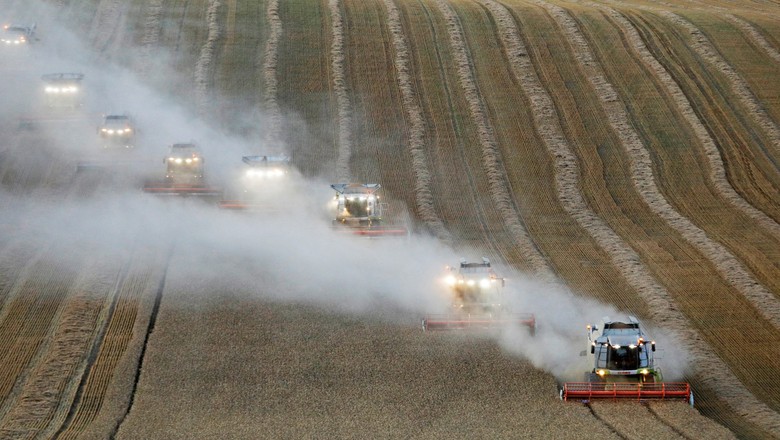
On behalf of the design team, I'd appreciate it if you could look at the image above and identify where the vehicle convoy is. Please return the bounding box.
[41,73,84,108]
[329,183,408,237]
[98,114,136,149]
[143,143,221,196]
[560,316,693,404]
[422,258,536,332]
[219,155,291,210]
[1,23,36,45]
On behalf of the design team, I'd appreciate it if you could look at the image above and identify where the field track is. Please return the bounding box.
[0,0,779,438]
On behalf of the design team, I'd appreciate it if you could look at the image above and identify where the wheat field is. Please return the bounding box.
[0,0,778,438]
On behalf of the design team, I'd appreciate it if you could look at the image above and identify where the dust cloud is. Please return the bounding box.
[0,0,688,382]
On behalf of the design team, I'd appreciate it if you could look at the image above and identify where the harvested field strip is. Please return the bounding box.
[55,249,167,440]
[0,241,42,305]
[194,0,224,116]
[112,296,620,438]
[0,257,82,419]
[0,256,122,439]
[620,10,780,231]
[564,4,780,432]
[590,402,684,440]
[647,401,737,440]
[214,0,267,132]
[432,0,552,276]
[726,14,780,67]
[381,0,449,239]
[744,16,780,57]
[397,0,534,266]
[618,11,780,302]
[570,6,780,332]
[276,0,336,177]
[263,0,282,141]
[666,11,780,166]
[329,0,352,181]
[155,0,211,105]
[88,0,124,53]
[137,0,164,75]
[342,0,420,228]
[506,3,772,434]
[465,0,658,312]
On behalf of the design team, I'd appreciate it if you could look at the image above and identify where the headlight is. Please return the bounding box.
[107,129,115,134]
[444,275,456,286]
[193,157,199,162]
[640,369,649,375]
[612,344,621,349]
[174,158,182,164]
[479,279,491,288]
[466,280,475,286]
[596,370,606,376]
[185,158,192,164]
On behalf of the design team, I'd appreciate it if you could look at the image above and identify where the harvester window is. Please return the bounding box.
[607,346,639,370]
[345,198,369,217]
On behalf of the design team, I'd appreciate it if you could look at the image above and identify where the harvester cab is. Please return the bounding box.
[219,155,291,210]
[586,317,660,383]
[422,258,536,333]
[330,183,408,237]
[561,316,692,405]
[42,73,84,108]
[98,114,136,149]
[446,258,504,310]
[1,23,36,45]
[142,143,221,196]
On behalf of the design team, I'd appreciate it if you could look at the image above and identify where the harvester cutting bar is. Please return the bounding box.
[217,200,281,211]
[423,313,536,333]
[562,382,691,403]
[143,184,221,196]
[332,225,409,237]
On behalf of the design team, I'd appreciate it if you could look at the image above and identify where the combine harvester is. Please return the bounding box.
[1,23,36,46]
[330,183,408,237]
[18,73,87,130]
[560,316,693,405]
[97,114,136,149]
[219,155,291,210]
[76,114,149,173]
[422,258,536,333]
[143,143,221,196]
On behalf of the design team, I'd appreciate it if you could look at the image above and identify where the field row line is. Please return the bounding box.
[88,0,122,53]
[382,0,450,242]
[263,0,282,143]
[329,0,352,182]
[0,258,120,439]
[659,10,780,181]
[589,4,780,330]
[110,246,173,439]
[725,14,780,65]
[538,1,780,433]
[194,0,223,116]
[432,0,555,280]
[0,258,81,424]
[138,0,164,76]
